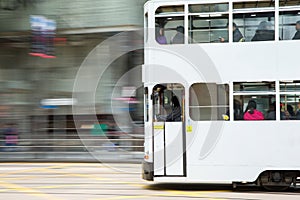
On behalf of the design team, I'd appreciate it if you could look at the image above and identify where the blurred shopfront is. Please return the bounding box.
[0,0,146,161]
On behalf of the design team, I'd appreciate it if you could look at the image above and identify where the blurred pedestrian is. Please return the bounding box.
[4,123,18,151]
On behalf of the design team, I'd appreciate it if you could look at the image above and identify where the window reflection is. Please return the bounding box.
[189,83,229,121]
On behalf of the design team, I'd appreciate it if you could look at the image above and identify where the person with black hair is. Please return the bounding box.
[292,20,300,40]
[244,100,264,120]
[220,23,245,42]
[171,26,184,44]
[157,96,182,122]
[295,102,300,120]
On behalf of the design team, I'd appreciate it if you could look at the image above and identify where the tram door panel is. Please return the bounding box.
[153,84,185,177]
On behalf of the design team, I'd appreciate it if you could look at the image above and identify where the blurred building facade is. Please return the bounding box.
[0,0,146,160]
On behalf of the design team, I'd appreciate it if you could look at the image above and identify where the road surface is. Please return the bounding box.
[0,163,300,200]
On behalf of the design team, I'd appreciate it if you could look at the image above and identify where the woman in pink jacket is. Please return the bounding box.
[244,100,264,120]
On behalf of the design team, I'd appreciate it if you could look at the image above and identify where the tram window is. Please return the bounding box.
[233,12,275,42]
[280,0,300,7]
[155,5,184,15]
[233,1,275,42]
[189,3,229,13]
[233,1,275,9]
[233,82,275,92]
[234,95,276,120]
[233,82,276,120]
[189,83,229,121]
[280,81,300,120]
[155,16,184,44]
[155,5,185,45]
[279,11,300,40]
[188,3,229,43]
[188,14,229,43]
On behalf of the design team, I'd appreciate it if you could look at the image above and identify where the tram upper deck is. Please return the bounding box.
[143,0,300,83]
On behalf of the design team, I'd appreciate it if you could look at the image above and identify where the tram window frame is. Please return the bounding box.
[279,10,300,40]
[279,0,300,7]
[155,5,185,45]
[189,83,229,121]
[233,82,276,120]
[233,1,275,42]
[155,5,184,16]
[189,3,229,13]
[155,16,185,45]
[233,1,275,10]
[188,3,229,44]
[279,81,300,120]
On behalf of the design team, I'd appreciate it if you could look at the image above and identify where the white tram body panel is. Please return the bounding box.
[142,0,300,185]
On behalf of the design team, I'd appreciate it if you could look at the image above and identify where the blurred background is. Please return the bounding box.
[0,0,147,162]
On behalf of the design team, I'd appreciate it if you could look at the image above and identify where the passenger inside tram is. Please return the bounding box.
[265,102,295,120]
[279,103,296,120]
[292,20,300,40]
[243,99,264,120]
[170,26,184,44]
[251,21,275,41]
[233,99,243,120]
[266,102,276,120]
[295,102,300,120]
[220,23,245,42]
[225,99,243,120]
[156,96,182,122]
[155,26,167,44]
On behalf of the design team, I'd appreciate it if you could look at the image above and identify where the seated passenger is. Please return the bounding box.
[266,102,289,120]
[225,99,243,120]
[286,104,295,119]
[266,102,276,120]
[292,20,300,40]
[220,23,245,43]
[156,96,182,122]
[244,100,264,120]
[251,21,275,41]
[233,99,243,120]
[295,102,300,120]
[171,26,184,44]
[155,27,167,44]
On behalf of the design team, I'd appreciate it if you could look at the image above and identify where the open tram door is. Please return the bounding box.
[152,83,186,177]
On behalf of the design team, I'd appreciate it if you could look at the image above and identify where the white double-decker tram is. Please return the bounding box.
[142,0,300,191]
